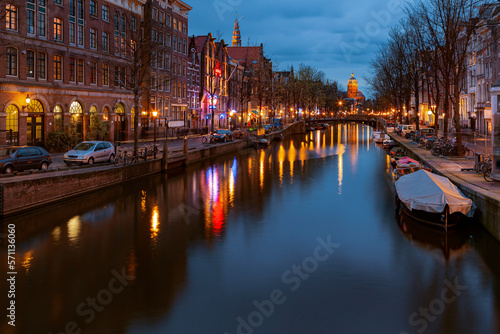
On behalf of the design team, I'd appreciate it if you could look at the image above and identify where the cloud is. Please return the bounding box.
[189,0,405,98]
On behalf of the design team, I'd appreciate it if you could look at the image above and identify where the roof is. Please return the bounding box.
[227,46,262,66]
[193,35,208,52]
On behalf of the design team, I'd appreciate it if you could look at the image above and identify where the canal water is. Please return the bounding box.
[1,123,499,334]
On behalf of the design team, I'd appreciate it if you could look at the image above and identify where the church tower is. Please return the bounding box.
[347,72,358,99]
[232,11,241,47]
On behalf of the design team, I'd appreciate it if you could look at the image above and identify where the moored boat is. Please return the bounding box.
[382,138,396,149]
[394,169,476,229]
[374,132,389,143]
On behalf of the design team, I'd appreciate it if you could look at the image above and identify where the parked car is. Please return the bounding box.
[212,130,234,142]
[64,141,115,166]
[419,128,435,138]
[401,125,414,136]
[0,146,52,174]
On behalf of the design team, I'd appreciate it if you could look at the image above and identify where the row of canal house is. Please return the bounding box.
[413,4,500,137]
[0,0,274,147]
[0,0,193,146]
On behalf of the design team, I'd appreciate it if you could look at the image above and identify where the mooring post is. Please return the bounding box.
[183,136,188,155]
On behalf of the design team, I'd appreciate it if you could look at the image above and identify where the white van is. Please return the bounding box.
[401,125,414,135]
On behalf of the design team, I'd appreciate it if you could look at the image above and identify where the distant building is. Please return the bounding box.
[343,73,365,112]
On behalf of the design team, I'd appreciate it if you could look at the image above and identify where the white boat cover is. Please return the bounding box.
[395,169,475,216]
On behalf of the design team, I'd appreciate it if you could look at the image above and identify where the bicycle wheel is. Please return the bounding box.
[484,167,493,182]
[202,136,208,144]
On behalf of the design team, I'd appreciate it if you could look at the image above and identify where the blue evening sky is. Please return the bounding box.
[188,0,406,98]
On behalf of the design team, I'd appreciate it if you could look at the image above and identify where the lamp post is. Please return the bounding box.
[152,111,158,157]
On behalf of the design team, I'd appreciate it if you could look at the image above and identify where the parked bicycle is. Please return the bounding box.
[202,134,215,144]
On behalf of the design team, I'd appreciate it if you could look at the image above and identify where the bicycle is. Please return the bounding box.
[115,149,138,165]
[202,134,214,144]
[483,160,493,182]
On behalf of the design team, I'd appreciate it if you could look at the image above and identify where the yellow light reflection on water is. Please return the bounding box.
[288,140,296,181]
[21,250,34,274]
[338,153,343,195]
[278,144,285,184]
[141,190,147,213]
[259,150,265,191]
[151,205,159,234]
[67,216,81,247]
[52,226,61,242]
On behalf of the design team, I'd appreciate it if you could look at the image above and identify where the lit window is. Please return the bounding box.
[54,55,62,80]
[6,4,17,30]
[54,18,63,41]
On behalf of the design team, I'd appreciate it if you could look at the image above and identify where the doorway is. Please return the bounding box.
[27,115,44,146]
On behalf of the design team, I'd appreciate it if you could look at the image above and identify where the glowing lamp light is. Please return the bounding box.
[428,110,432,116]
[152,110,158,117]
[25,94,31,104]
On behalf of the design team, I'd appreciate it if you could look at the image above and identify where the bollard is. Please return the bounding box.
[183,136,188,155]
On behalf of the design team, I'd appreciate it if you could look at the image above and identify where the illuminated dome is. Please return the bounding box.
[347,72,358,99]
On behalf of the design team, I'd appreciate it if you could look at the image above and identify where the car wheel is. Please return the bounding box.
[3,165,13,174]
[108,154,115,163]
[39,162,49,171]
[88,157,95,165]
[224,137,227,143]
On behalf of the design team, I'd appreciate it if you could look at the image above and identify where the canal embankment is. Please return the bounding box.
[0,122,306,216]
[388,132,500,241]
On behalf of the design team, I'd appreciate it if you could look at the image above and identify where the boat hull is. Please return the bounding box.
[395,195,466,229]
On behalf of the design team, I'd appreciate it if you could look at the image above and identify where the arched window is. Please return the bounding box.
[53,105,63,131]
[103,106,110,121]
[26,99,44,113]
[115,103,125,114]
[69,101,83,114]
[6,105,19,144]
[6,4,17,30]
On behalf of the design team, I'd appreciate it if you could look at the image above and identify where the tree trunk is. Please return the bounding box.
[453,81,463,156]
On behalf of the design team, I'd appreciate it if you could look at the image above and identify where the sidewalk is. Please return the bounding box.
[390,134,499,196]
[50,136,205,168]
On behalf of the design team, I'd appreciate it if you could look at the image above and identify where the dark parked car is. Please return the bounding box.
[0,146,52,174]
[419,128,435,138]
[212,130,234,142]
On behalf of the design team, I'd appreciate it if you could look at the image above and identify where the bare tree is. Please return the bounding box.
[408,0,490,155]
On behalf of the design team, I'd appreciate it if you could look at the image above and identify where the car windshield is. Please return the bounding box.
[0,147,15,156]
[73,143,96,151]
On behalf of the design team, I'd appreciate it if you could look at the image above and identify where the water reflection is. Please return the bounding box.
[1,123,499,334]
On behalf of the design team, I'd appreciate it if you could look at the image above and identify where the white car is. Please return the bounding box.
[64,141,115,166]
[401,125,414,135]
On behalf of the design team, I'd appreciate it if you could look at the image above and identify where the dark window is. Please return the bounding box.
[38,52,46,79]
[6,47,18,76]
[102,5,109,21]
[27,50,35,78]
[90,0,97,16]
[69,57,75,81]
